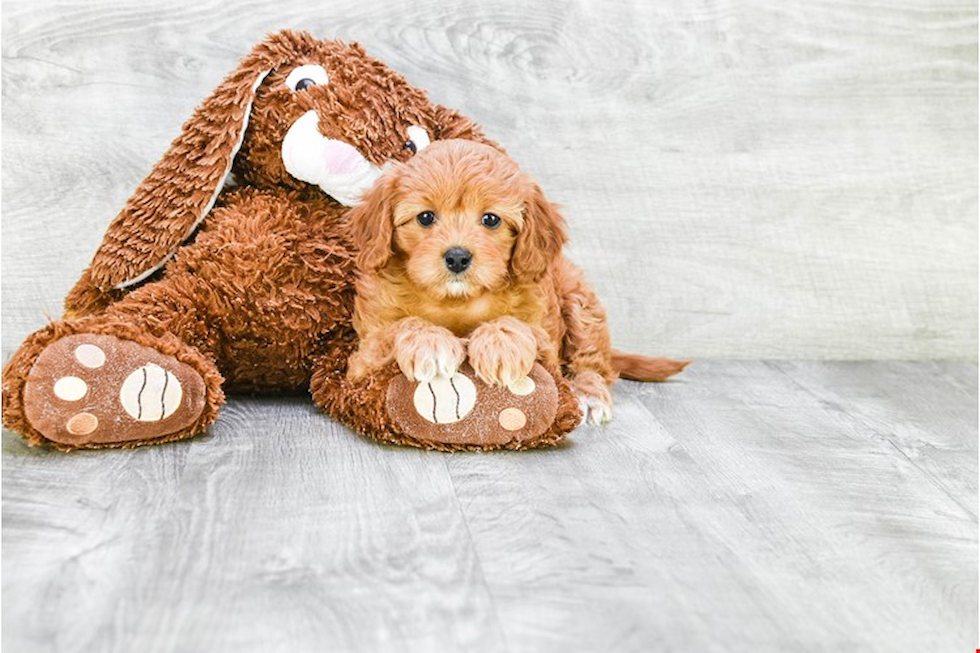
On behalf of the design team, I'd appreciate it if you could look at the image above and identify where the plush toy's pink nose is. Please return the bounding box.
[322,140,366,175]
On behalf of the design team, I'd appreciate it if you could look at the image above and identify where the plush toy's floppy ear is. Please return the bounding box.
[349,172,399,272]
[511,184,568,283]
[80,31,311,294]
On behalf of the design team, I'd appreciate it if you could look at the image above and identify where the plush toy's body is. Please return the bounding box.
[2,30,583,450]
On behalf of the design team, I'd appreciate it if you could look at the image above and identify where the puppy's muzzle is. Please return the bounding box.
[443,247,472,274]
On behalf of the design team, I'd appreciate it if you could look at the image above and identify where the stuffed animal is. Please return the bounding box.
[1,30,583,451]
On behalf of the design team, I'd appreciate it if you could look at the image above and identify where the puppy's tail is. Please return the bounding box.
[611,350,690,382]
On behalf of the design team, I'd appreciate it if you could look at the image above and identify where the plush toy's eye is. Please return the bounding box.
[285,65,329,92]
[405,125,431,155]
[481,213,501,229]
[417,211,436,227]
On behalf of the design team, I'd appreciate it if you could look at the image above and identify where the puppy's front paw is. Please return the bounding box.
[393,325,465,382]
[467,317,538,387]
[571,371,613,425]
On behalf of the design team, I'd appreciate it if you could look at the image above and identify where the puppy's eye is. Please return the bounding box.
[417,211,436,227]
[404,125,431,155]
[481,213,501,229]
[285,64,329,92]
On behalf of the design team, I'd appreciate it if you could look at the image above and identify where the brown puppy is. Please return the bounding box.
[347,139,686,424]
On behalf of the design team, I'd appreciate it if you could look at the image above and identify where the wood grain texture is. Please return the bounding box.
[2,397,508,652]
[1,0,976,360]
[3,362,976,652]
[2,3,977,651]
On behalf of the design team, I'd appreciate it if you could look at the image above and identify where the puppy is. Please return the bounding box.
[346,139,686,424]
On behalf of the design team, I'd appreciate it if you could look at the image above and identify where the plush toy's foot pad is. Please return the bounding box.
[22,334,207,446]
[386,362,558,447]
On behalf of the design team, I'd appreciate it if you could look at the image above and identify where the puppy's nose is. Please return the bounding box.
[443,247,472,274]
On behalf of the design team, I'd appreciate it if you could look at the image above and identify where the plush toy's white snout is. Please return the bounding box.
[281,111,383,206]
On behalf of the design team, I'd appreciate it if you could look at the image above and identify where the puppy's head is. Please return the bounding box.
[351,140,567,300]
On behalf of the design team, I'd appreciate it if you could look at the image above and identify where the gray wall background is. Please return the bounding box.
[3,0,976,360]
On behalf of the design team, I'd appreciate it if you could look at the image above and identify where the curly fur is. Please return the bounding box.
[346,140,688,424]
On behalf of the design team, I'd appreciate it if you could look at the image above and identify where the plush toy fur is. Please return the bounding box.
[1,30,586,451]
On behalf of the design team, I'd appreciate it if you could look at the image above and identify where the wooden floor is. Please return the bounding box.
[3,361,976,652]
[2,2,977,651]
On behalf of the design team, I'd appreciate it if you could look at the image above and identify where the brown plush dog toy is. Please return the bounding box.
[1,30,593,451]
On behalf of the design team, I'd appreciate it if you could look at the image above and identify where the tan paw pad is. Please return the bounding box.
[66,412,99,436]
[498,407,527,431]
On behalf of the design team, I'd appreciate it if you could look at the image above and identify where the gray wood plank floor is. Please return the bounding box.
[3,361,976,652]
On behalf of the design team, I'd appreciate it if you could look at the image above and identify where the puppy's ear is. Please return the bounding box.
[78,30,316,296]
[511,184,568,283]
[350,172,399,272]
